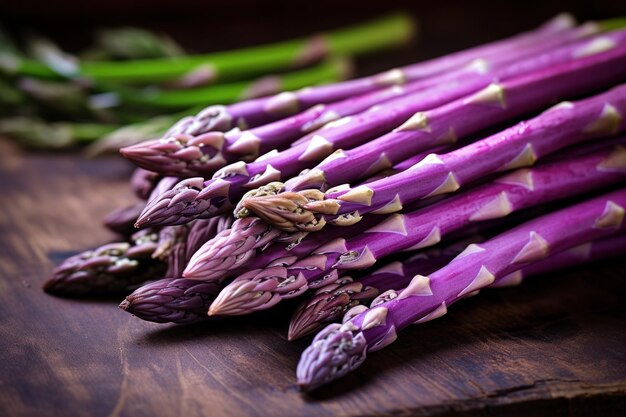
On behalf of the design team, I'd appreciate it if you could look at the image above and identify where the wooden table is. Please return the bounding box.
[1,135,625,417]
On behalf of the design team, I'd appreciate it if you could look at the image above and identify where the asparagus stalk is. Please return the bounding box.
[183,206,389,281]
[119,215,233,323]
[43,229,166,296]
[291,229,626,340]
[119,22,603,176]
[289,244,467,340]
[133,73,478,226]
[491,233,626,288]
[116,57,352,110]
[85,110,197,156]
[152,13,580,137]
[105,177,186,239]
[2,14,414,84]
[246,78,626,233]
[119,278,223,324]
[296,188,626,390]
[137,37,625,228]
[182,150,438,281]
[208,143,626,316]
[122,215,388,323]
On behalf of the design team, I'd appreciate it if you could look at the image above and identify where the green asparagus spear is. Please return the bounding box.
[0,14,414,84]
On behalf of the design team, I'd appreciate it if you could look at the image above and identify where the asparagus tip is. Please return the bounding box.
[208,266,307,316]
[119,298,131,310]
[242,190,333,232]
[135,177,210,228]
[296,322,368,391]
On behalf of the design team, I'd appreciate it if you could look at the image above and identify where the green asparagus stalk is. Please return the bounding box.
[112,57,352,109]
[1,14,415,84]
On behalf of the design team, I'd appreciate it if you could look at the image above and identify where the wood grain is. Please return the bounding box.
[0,138,625,417]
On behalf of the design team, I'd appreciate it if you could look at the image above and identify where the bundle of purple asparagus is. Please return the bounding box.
[135,31,626,228]
[206,140,626,316]
[120,13,589,177]
[44,15,626,393]
[296,188,626,390]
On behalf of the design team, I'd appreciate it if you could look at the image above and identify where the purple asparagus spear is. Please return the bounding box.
[296,188,626,390]
[491,233,626,288]
[119,278,223,324]
[247,81,626,232]
[183,208,387,281]
[163,14,578,136]
[118,216,233,323]
[209,142,626,316]
[43,228,166,296]
[137,34,626,228]
[289,243,468,340]
[182,150,438,282]
[121,21,600,177]
[291,230,626,340]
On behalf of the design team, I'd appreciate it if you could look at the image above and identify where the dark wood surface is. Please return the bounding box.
[0,138,625,417]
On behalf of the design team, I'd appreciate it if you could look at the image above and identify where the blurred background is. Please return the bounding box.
[2,0,626,63]
[1,0,625,151]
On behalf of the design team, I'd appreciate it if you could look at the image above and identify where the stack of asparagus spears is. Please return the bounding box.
[0,14,414,150]
[44,13,626,391]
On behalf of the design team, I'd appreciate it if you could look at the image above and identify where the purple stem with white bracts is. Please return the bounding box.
[296,188,626,390]
[135,33,626,228]
[248,80,626,232]
[491,233,626,288]
[162,14,579,137]
[291,231,626,340]
[181,151,438,282]
[288,243,469,340]
[209,143,626,316]
[133,78,488,226]
[121,22,598,177]
[183,209,385,282]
